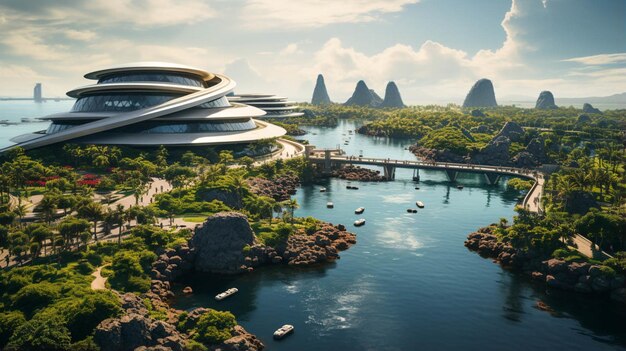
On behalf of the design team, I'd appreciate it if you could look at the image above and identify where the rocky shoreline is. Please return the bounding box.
[464,226,626,304]
[247,172,299,201]
[331,165,387,181]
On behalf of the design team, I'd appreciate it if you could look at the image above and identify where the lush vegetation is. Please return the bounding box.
[0,140,318,350]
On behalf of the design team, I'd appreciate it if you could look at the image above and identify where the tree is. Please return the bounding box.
[281,198,299,224]
[5,315,71,351]
[12,204,27,228]
[77,202,103,242]
[193,310,237,346]
[25,223,52,257]
[156,145,169,168]
[38,196,58,225]
[157,193,181,226]
[57,217,91,251]
[114,204,126,244]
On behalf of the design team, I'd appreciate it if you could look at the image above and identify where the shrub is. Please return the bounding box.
[5,315,72,351]
[12,282,60,317]
[0,311,26,348]
[192,310,237,346]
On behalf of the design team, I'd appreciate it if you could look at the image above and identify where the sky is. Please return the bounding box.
[0,0,624,104]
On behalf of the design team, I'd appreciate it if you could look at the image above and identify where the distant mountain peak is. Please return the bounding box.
[311,74,331,105]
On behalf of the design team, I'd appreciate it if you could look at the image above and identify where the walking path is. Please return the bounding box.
[90,264,109,290]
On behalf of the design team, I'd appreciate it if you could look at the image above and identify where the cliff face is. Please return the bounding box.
[535,91,558,109]
[344,80,381,107]
[462,79,498,108]
[311,74,331,105]
[380,81,405,108]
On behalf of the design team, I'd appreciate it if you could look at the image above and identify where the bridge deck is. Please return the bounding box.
[309,155,537,180]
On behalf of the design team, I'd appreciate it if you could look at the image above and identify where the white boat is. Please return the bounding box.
[273,324,294,339]
[416,201,425,208]
[320,187,326,192]
[355,207,365,214]
[354,218,366,226]
[215,288,238,301]
[327,202,334,208]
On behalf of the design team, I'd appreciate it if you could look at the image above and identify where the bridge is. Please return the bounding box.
[306,148,538,185]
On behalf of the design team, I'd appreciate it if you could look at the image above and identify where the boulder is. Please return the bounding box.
[215,325,265,351]
[525,137,548,163]
[470,109,485,117]
[191,212,257,274]
[196,188,242,209]
[494,121,524,142]
[535,91,557,109]
[512,151,538,168]
[462,79,498,108]
[473,136,511,166]
[311,74,331,105]
[582,102,601,114]
[611,288,626,303]
[94,313,185,351]
[577,114,592,124]
[344,80,381,107]
[380,81,405,108]
[470,125,489,133]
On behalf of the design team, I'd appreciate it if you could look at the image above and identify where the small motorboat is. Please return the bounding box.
[354,219,366,226]
[320,187,327,192]
[346,185,360,190]
[414,187,420,190]
[327,202,334,208]
[457,185,464,190]
[355,207,365,214]
[416,201,425,208]
[273,324,294,340]
[406,208,417,213]
[215,288,238,301]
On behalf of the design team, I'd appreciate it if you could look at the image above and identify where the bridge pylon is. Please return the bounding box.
[383,165,396,180]
[484,173,501,185]
[445,170,458,182]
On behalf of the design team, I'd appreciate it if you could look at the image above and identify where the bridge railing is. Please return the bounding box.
[309,154,538,179]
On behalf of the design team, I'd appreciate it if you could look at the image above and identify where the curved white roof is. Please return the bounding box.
[84,62,214,80]
[77,119,285,146]
[67,82,203,98]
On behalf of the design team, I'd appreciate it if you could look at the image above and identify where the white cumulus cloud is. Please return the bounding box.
[241,0,419,29]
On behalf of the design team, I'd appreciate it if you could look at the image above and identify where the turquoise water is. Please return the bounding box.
[1,102,624,349]
[0,100,73,148]
[174,121,626,350]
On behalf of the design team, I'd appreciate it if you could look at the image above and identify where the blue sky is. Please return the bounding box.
[0,0,624,103]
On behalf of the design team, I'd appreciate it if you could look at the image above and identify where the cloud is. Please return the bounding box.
[563,53,626,65]
[280,43,301,56]
[241,0,419,29]
[0,0,215,28]
[64,29,97,41]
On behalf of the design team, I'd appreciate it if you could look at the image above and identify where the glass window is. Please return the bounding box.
[197,96,230,108]
[98,72,205,87]
[71,93,180,112]
[104,119,257,134]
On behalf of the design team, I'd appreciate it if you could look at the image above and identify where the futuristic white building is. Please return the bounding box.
[6,62,288,151]
[228,94,304,118]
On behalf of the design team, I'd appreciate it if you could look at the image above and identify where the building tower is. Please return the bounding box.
[33,83,42,103]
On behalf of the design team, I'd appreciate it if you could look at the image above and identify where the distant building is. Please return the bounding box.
[33,83,42,103]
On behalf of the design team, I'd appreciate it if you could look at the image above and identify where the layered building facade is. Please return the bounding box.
[7,63,289,151]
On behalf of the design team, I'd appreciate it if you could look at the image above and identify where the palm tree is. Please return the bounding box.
[78,202,104,242]
[115,204,125,244]
[281,199,299,224]
[13,204,27,228]
[39,196,57,225]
